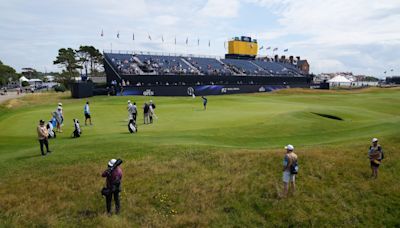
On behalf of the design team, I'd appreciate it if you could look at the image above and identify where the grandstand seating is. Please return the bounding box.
[104,52,304,77]
[222,59,265,75]
[185,57,231,75]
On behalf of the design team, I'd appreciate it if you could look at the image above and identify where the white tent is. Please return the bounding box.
[328,75,352,83]
[19,76,29,82]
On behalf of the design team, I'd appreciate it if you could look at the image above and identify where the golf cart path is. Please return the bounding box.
[0,92,26,104]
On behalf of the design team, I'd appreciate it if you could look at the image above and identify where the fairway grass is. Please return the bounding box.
[0,88,399,227]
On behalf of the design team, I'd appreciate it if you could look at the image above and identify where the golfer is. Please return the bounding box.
[102,159,123,214]
[282,144,297,197]
[84,101,92,125]
[202,96,208,110]
[132,102,137,122]
[37,120,51,156]
[368,138,383,179]
[143,103,150,124]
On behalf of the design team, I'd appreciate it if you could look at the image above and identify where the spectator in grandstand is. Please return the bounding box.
[37,120,51,156]
[202,96,208,110]
[368,138,384,179]
[143,103,150,124]
[282,144,298,198]
[84,101,92,125]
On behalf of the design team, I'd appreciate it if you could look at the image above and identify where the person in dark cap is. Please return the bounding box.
[37,120,51,156]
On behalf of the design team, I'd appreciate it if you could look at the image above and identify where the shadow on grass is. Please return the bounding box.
[16,154,44,160]
[311,112,344,121]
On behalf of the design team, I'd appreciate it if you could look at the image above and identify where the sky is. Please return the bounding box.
[0,0,399,77]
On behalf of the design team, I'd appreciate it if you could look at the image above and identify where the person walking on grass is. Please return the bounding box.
[282,144,298,197]
[202,96,208,110]
[84,101,92,125]
[37,120,51,156]
[368,138,383,179]
[102,159,123,215]
[143,102,150,124]
[55,107,63,133]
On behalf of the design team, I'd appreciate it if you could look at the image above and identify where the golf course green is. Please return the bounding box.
[0,88,399,227]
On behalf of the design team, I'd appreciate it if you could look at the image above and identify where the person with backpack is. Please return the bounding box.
[368,138,383,179]
[282,144,298,197]
[101,159,123,215]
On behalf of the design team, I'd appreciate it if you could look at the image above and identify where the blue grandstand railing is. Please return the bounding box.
[103,49,222,60]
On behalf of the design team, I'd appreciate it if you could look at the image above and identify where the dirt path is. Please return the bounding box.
[0,92,26,104]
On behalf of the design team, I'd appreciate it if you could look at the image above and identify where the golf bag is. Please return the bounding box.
[47,122,56,139]
[72,119,82,138]
[128,119,137,133]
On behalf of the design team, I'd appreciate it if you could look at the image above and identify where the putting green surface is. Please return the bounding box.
[0,88,399,227]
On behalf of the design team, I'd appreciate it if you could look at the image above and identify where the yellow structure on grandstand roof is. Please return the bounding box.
[227,36,258,59]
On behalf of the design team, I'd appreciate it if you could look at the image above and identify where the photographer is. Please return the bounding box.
[101,159,123,215]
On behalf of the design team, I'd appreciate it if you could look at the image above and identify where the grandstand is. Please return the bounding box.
[103,36,312,96]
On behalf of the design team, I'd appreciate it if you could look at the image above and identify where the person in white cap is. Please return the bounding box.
[102,159,123,214]
[368,138,383,178]
[127,100,133,120]
[282,144,298,197]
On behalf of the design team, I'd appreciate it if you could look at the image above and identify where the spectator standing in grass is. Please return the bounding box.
[84,101,92,125]
[37,120,51,156]
[282,144,298,197]
[102,159,123,215]
[368,138,383,179]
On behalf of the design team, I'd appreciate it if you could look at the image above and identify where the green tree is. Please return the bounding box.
[0,60,19,86]
[53,48,81,87]
[76,46,103,77]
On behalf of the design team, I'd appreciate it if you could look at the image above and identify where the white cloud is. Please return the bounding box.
[199,0,240,18]
[249,0,400,76]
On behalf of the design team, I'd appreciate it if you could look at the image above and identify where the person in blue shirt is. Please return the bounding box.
[84,101,92,125]
[202,96,208,110]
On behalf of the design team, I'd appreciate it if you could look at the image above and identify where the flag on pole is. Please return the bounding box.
[259,46,264,50]
[186,37,188,45]
[273,47,278,51]
[101,29,104,37]
[266,46,271,50]
[284,49,289,52]
[148,34,152,41]
[117,31,119,39]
